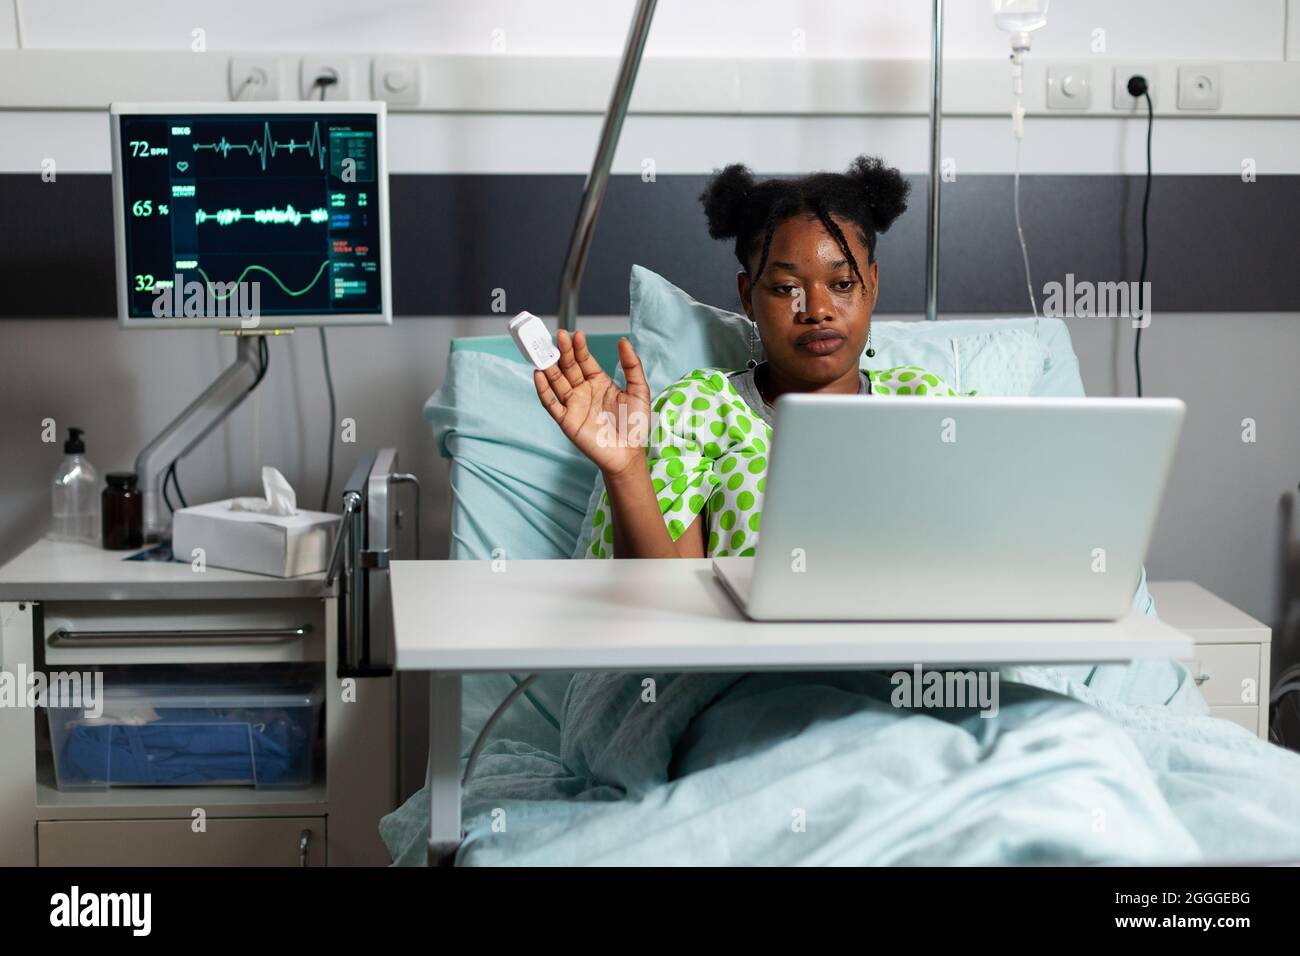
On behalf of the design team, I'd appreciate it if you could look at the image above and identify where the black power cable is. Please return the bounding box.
[318,327,337,512]
[313,72,340,512]
[168,461,187,509]
[252,334,269,389]
[1127,76,1154,398]
[162,465,174,513]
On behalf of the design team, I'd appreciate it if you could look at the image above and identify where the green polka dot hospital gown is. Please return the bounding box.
[584,364,961,559]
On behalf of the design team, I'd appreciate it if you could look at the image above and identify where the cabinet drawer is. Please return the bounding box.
[1181,643,1260,708]
[38,816,326,866]
[41,599,325,666]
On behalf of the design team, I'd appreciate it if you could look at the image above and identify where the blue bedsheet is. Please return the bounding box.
[382,657,1300,865]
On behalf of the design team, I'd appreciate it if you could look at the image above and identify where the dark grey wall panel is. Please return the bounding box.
[0,175,118,318]
[1,172,1295,318]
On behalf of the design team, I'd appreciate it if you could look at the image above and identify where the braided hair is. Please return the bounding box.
[699,155,911,292]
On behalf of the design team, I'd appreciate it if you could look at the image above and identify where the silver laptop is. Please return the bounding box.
[712,395,1185,621]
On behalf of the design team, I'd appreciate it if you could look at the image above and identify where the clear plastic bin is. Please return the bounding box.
[47,678,322,791]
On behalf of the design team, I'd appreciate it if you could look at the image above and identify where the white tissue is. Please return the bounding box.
[229,466,298,517]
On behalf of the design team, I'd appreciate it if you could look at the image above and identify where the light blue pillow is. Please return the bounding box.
[571,265,1086,559]
[628,264,757,396]
[627,264,1084,398]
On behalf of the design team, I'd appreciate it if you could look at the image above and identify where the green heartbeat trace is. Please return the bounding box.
[191,121,326,172]
[195,205,330,227]
[194,261,331,299]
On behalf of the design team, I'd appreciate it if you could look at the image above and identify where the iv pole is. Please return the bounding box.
[556,0,658,333]
[926,0,944,321]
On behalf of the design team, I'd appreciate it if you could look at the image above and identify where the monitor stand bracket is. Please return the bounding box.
[135,335,261,542]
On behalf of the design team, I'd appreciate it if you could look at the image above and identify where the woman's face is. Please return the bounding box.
[737,213,878,386]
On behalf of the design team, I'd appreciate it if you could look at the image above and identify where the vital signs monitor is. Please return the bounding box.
[111,102,391,328]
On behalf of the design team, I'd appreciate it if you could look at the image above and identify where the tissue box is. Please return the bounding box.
[172,500,339,578]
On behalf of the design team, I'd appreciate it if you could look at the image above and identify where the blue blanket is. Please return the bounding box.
[382,658,1300,865]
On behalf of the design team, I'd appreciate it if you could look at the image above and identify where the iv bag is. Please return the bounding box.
[992,0,1050,37]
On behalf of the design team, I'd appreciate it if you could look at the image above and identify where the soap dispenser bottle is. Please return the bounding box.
[51,427,101,544]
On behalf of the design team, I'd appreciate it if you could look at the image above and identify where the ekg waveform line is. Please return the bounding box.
[195,261,331,299]
[195,205,330,227]
[191,122,327,172]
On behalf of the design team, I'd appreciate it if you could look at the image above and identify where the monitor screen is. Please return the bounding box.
[112,103,391,328]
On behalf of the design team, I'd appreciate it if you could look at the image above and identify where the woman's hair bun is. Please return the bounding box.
[699,163,757,240]
[845,155,911,232]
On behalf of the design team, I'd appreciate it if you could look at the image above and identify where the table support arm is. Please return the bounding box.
[426,672,462,867]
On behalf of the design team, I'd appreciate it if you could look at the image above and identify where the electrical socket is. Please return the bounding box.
[1046,63,1092,110]
[371,57,421,107]
[301,57,352,100]
[229,57,280,101]
[1177,64,1222,110]
[1113,65,1158,110]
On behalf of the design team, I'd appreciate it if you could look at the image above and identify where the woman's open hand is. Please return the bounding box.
[534,330,652,478]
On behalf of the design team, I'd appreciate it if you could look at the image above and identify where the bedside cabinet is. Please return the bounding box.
[1148,581,1272,740]
[0,539,398,867]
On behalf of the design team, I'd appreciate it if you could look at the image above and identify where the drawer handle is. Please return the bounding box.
[47,625,311,648]
[300,829,312,867]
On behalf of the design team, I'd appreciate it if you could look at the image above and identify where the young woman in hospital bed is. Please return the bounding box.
[538,156,950,562]
[535,154,1195,709]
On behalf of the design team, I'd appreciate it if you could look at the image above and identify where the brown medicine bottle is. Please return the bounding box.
[102,472,144,550]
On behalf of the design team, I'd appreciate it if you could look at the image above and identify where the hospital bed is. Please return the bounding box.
[381,0,1300,864]
[380,274,1300,866]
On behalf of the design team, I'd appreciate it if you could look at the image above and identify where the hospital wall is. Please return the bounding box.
[1,1,1298,664]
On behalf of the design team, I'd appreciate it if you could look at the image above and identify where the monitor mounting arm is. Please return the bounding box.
[134,334,262,542]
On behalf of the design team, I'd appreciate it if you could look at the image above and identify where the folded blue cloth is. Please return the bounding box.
[60,708,307,786]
